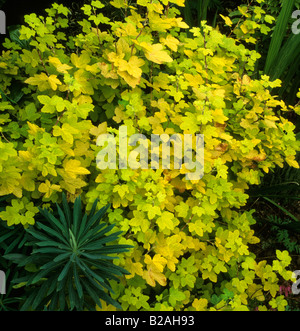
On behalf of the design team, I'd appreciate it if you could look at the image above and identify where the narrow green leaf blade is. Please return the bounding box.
[57,259,72,282]
[264,0,296,74]
[263,197,299,222]
[36,221,69,246]
[72,195,82,237]
[62,192,72,228]
[73,263,83,299]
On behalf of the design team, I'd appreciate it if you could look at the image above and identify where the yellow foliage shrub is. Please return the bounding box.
[0,0,299,310]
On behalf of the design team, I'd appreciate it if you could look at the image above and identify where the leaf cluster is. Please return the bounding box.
[4,194,132,311]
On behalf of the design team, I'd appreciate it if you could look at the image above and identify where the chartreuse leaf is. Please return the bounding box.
[25,73,62,91]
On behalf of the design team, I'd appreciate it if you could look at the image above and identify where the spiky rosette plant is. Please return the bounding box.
[16,193,132,311]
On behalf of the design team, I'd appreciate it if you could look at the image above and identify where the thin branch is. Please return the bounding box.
[37,49,49,76]
[1,132,10,143]
[130,0,152,56]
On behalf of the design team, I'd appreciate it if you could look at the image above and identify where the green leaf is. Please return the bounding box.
[9,82,25,104]
[32,247,65,255]
[35,240,69,250]
[263,197,299,223]
[29,266,55,285]
[85,231,123,247]
[76,259,105,285]
[81,281,102,308]
[36,221,69,246]
[82,268,117,306]
[3,253,27,263]
[53,252,71,263]
[85,204,110,230]
[67,276,77,310]
[46,275,59,297]
[61,193,72,227]
[73,263,83,299]
[59,288,66,310]
[8,25,31,50]
[88,198,99,221]
[80,252,118,260]
[77,213,88,240]
[40,260,64,271]
[0,194,12,203]
[95,244,133,254]
[39,207,68,238]
[264,0,296,75]
[91,259,131,276]
[56,202,69,234]
[57,259,72,282]
[0,230,16,245]
[72,195,82,237]
[268,33,300,81]
[32,280,49,310]
[82,240,105,251]
[48,293,59,311]
[169,288,186,307]
[79,223,114,247]
[20,289,38,311]
[84,262,120,281]
[26,227,52,242]
[78,222,108,247]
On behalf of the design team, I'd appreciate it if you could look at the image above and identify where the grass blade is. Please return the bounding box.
[263,197,299,222]
[268,32,300,80]
[264,0,296,75]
